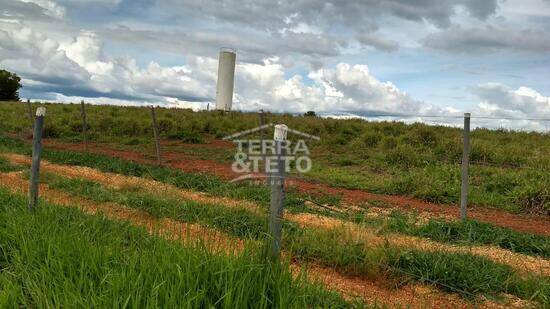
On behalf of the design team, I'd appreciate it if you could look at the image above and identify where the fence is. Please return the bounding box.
[6,101,548,304]
[11,101,550,254]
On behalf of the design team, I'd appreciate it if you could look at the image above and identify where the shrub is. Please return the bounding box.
[384,145,424,168]
[43,122,63,138]
[408,125,439,147]
[361,131,381,147]
[169,130,205,144]
[381,136,398,149]
[512,186,550,215]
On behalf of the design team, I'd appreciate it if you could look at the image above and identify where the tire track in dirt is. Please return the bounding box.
[5,153,549,277]
[39,138,550,236]
[0,171,489,308]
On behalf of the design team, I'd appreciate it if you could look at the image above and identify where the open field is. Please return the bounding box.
[0,101,549,307]
[1,101,548,214]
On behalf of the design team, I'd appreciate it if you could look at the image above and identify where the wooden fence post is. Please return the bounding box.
[28,107,46,211]
[267,124,288,261]
[150,106,162,165]
[26,99,33,123]
[259,109,266,174]
[460,113,471,220]
[80,100,89,152]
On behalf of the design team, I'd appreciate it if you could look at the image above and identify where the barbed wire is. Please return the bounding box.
[468,161,550,171]
[327,113,550,122]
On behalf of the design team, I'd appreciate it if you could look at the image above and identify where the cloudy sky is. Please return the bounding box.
[1,0,550,130]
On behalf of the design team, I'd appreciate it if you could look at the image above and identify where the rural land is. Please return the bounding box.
[0,101,548,308]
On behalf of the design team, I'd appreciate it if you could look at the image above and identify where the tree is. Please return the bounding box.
[303,111,317,117]
[0,69,22,101]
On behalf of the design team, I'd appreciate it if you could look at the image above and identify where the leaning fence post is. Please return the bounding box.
[460,113,471,220]
[267,124,288,261]
[80,100,89,152]
[28,107,46,211]
[150,106,162,165]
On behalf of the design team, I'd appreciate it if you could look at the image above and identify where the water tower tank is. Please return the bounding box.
[215,48,236,111]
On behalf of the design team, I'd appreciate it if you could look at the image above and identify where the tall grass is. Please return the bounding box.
[0,103,550,214]
[290,228,550,304]
[354,211,550,259]
[35,173,550,305]
[0,156,22,172]
[1,102,549,212]
[3,133,548,257]
[46,172,550,259]
[0,135,324,214]
[0,187,355,308]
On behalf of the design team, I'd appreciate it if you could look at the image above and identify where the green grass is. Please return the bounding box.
[289,228,550,304]
[44,174,275,240]
[3,131,548,258]
[47,171,550,259]
[0,187,356,308]
[3,133,549,258]
[34,172,550,305]
[1,101,548,213]
[353,211,550,259]
[0,156,22,172]
[0,135,335,215]
[386,248,548,300]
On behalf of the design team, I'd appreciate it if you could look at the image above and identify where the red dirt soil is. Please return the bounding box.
[40,138,550,236]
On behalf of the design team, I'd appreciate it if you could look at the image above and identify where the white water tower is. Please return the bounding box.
[215,47,236,111]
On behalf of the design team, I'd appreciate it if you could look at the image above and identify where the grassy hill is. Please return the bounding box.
[1,101,549,307]
[0,101,548,214]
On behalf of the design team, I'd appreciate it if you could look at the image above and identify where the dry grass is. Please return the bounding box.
[0,171,244,254]
[0,170,484,308]
[1,168,540,308]
[4,152,548,277]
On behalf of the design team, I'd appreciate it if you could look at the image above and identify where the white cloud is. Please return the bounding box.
[0,26,90,84]
[474,83,550,118]
[0,22,442,119]
[231,59,434,115]
[7,28,548,132]
[0,26,213,104]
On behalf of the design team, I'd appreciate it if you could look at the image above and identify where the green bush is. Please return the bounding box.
[169,130,205,144]
[0,102,548,213]
[360,131,382,147]
[511,186,550,215]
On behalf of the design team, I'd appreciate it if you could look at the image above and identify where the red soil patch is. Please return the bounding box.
[163,138,234,149]
[40,138,550,236]
[0,169,517,308]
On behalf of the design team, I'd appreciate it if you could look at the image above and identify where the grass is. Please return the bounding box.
[32,171,550,305]
[2,104,549,306]
[386,248,548,300]
[0,187,356,308]
[47,171,550,259]
[0,156,22,172]
[1,101,548,213]
[0,135,334,215]
[354,211,550,259]
[3,133,548,258]
[288,228,550,304]
[44,174,275,240]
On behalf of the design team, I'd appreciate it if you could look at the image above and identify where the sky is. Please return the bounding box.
[1,0,550,130]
